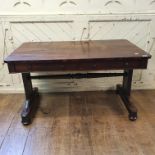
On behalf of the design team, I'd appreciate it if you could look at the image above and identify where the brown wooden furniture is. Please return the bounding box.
[4,40,151,125]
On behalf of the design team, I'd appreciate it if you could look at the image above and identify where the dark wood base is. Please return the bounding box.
[21,69,137,125]
[21,87,39,125]
[116,84,137,121]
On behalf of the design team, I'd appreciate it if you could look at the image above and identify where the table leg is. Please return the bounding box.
[116,69,137,121]
[21,73,38,125]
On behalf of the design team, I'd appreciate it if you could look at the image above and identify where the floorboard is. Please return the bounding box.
[0,90,155,155]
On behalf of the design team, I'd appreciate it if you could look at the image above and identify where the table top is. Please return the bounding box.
[4,40,151,63]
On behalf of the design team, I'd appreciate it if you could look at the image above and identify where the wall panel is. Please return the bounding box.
[0,0,155,92]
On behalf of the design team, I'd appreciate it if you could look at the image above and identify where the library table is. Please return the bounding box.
[4,40,151,125]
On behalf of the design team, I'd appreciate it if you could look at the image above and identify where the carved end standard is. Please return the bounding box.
[116,84,137,121]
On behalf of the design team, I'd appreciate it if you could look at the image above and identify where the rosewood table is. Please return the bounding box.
[4,40,151,125]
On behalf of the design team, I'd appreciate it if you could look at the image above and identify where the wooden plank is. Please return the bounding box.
[0,94,23,146]
[22,128,54,155]
[0,128,29,155]
[68,92,94,154]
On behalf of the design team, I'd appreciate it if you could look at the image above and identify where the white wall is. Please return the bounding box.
[0,0,155,93]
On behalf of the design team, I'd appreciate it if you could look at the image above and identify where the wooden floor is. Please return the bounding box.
[0,90,155,155]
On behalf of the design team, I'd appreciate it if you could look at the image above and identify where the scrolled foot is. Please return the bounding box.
[22,117,31,125]
[129,112,137,121]
[21,99,32,125]
[21,87,39,125]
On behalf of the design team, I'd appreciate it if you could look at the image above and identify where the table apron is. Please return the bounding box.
[8,59,148,73]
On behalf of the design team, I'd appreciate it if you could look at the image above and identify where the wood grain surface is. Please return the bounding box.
[4,40,151,73]
[5,40,151,62]
[0,90,155,155]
